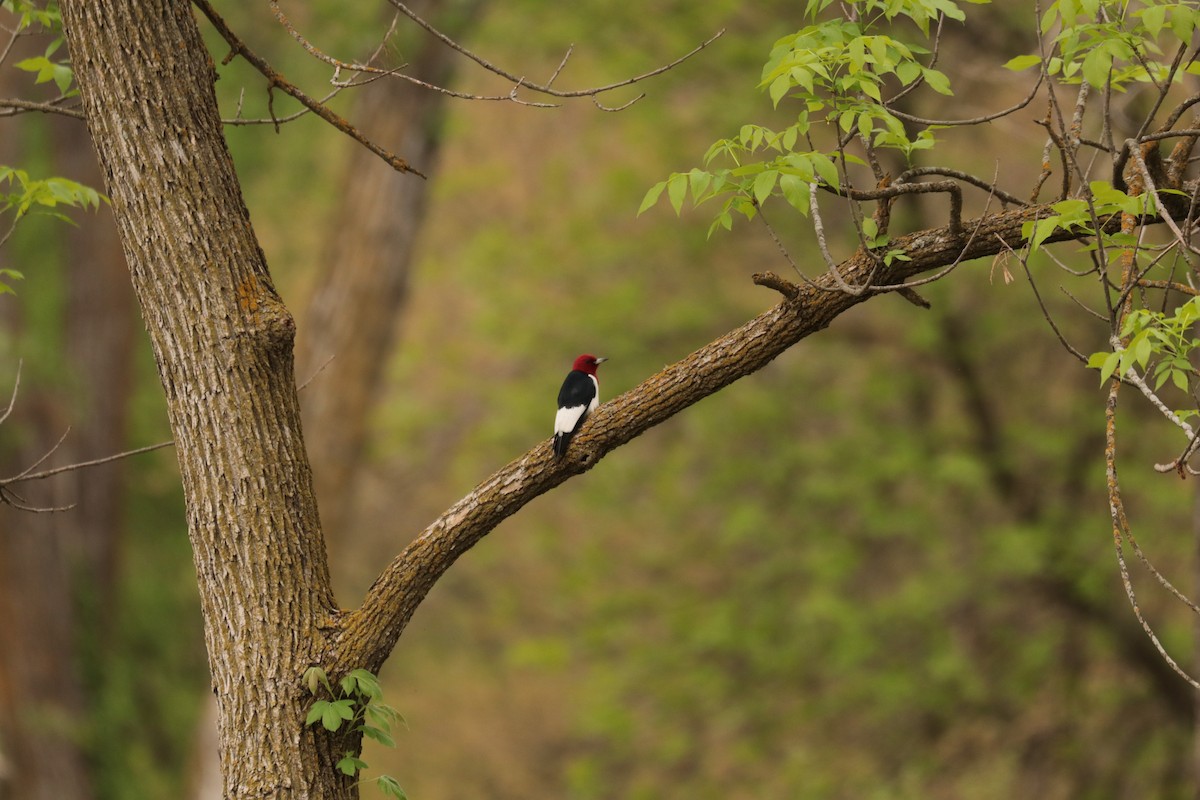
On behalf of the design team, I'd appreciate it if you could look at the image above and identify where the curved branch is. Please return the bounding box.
[894,166,1028,207]
[835,179,964,236]
[884,72,1043,127]
[336,200,1137,670]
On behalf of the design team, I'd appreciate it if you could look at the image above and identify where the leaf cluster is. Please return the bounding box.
[0,166,105,293]
[303,666,409,800]
[640,0,981,236]
[1,0,61,31]
[0,165,103,221]
[2,0,74,94]
[1088,299,1200,397]
[1021,180,1156,253]
[1006,0,1200,89]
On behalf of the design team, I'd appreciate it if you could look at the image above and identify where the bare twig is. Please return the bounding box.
[8,426,71,482]
[894,166,1027,207]
[810,183,868,294]
[1106,375,1200,690]
[751,271,800,299]
[755,206,825,291]
[387,0,723,100]
[823,178,964,237]
[1128,140,1199,263]
[1014,244,1091,364]
[0,98,85,119]
[885,73,1043,127]
[0,361,175,510]
[192,0,426,178]
[3,439,175,486]
[0,359,20,427]
[268,0,402,81]
[297,354,336,392]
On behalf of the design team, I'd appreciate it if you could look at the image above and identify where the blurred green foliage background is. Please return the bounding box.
[2,1,1198,798]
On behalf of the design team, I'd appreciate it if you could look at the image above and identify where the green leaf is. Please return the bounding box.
[1098,351,1121,384]
[1140,5,1167,37]
[1027,216,1060,252]
[752,169,778,205]
[1132,331,1153,368]
[862,217,878,241]
[769,75,790,107]
[1004,54,1042,71]
[638,181,666,215]
[336,756,368,777]
[306,700,331,727]
[303,666,328,695]
[363,725,396,748]
[779,174,810,213]
[895,59,921,85]
[687,168,712,202]
[321,699,356,731]
[13,55,51,77]
[377,775,409,800]
[667,173,688,215]
[1081,46,1112,88]
[366,702,403,729]
[922,67,952,95]
[348,669,382,698]
[811,154,840,190]
[13,54,72,94]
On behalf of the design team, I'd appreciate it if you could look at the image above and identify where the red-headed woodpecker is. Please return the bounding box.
[553,354,607,457]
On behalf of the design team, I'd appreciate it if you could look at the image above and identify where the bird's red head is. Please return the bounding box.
[572,353,607,375]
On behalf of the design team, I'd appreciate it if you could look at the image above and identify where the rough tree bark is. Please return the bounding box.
[56,1,1196,797]
[60,2,350,797]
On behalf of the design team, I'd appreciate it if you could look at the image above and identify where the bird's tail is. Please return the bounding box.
[553,433,569,457]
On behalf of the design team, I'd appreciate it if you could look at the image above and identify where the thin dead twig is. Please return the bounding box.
[192,0,426,178]
[387,0,723,101]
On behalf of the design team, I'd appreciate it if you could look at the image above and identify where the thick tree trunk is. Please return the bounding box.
[60,2,347,797]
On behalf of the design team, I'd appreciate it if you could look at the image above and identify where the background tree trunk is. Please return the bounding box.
[0,26,123,798]
[55,116,134,619]
[297,0,479,545]
[0,355,93,800]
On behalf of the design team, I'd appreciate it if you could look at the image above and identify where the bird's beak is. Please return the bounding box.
[596,357,608,364]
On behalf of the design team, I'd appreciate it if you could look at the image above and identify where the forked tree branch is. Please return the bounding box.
[336,199,1146,670]
[191,0,426,177]
[0,361,176,512]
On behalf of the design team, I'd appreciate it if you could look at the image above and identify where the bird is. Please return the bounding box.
[553,354,607,457]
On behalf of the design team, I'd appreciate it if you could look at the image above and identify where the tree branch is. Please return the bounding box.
[0,97,85,119]
[386,0,723,101]
[337,199,1145,670]
[191,0,426,178]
